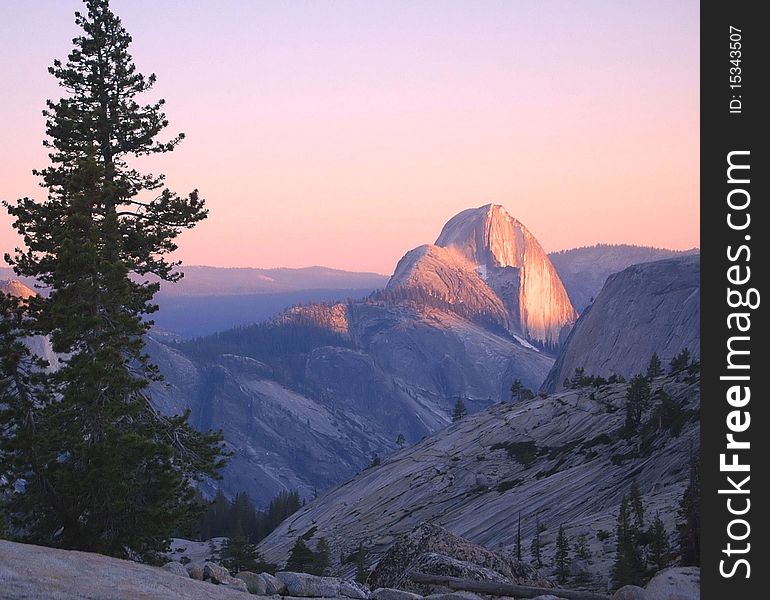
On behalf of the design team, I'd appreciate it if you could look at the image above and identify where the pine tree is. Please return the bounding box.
[515,512,522,561]
[396,433,406,448]
[530,516,543,568]
[647,515,669,571]
[646,353,663,380]
[1,0,226,561]
[285,538,317,573]
[554,525,570,583]
[669,349,691,373]
[574,534,591,561]
[677,452,700,566]
[624,375,651,431]
[313,537,332,576]
[510,379,523,402]
[452,398,467,422]
[629,480,645,529]
[0,292,54,536]
[222,535,275,574]
[354,543,369,584]
[612,496,644,588]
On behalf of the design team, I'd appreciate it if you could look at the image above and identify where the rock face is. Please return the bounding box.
[388,245,509,329]
[541,255,700,393]
[0,278,36,299]
[390,205,577,347]
[548,245,697,312]
[258,372,699,585]
[0,539,251,599]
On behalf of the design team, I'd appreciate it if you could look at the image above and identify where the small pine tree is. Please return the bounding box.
[624,375,651,431]
[669,349,691,373]
[314,537,331,576]
[354,543,369,584]
[396,433,406,448]
[677,452,700,566]
[647,515,669,571]
[285,538,317,574]
[369,454,381,468]
[515,512,522,561]
[452,398,467,422]
[574,533,592,561]
[222,535,274,574]
[530,516,543,568]
[511,379,524,402]
[646,353,663,380]
[612,496,644,588]
[554,525,570,583]
[630,480,645,529]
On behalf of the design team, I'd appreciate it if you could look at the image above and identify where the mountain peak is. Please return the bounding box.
[435,204,531,270]
[388,205,576,347]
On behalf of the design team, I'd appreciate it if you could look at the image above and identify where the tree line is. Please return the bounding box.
[192,489,302,544]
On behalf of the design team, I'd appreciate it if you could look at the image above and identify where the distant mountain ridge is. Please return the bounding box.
[0,266,388,297]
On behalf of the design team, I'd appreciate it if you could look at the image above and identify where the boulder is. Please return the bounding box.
[369,523,542,591]
[340,579,370,599]
[203,561,232,584]
[260,572,288,595]
[371,588,424,600]
[236,571,267,594]
[186,562,204,580]
[203,561,249,592]
[162,561,190,578]
[276,571,342,597]
[612,586,648,600]
[222,579,250,593]
[644,567,699,600]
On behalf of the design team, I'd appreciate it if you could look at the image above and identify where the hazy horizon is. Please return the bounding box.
[0,0,699,274]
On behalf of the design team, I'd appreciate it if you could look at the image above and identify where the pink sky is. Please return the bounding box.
[0,0,699,275]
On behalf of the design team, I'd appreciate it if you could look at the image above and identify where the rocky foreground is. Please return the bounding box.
[0,539,698,600]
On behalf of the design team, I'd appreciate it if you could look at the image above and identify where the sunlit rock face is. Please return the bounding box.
[276,302,350,335]
[390,204,577,348]
[0,279,36,300]
[387,244,510,329]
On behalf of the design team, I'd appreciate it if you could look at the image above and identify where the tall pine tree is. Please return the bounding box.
[2,0,226,561]
[554,525,570,583]
[612,495,644,588]
[677,452,700,566]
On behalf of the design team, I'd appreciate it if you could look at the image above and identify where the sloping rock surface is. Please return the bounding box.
[541,255,700,393]
[259,373,699,584]
[0,540,250,599]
